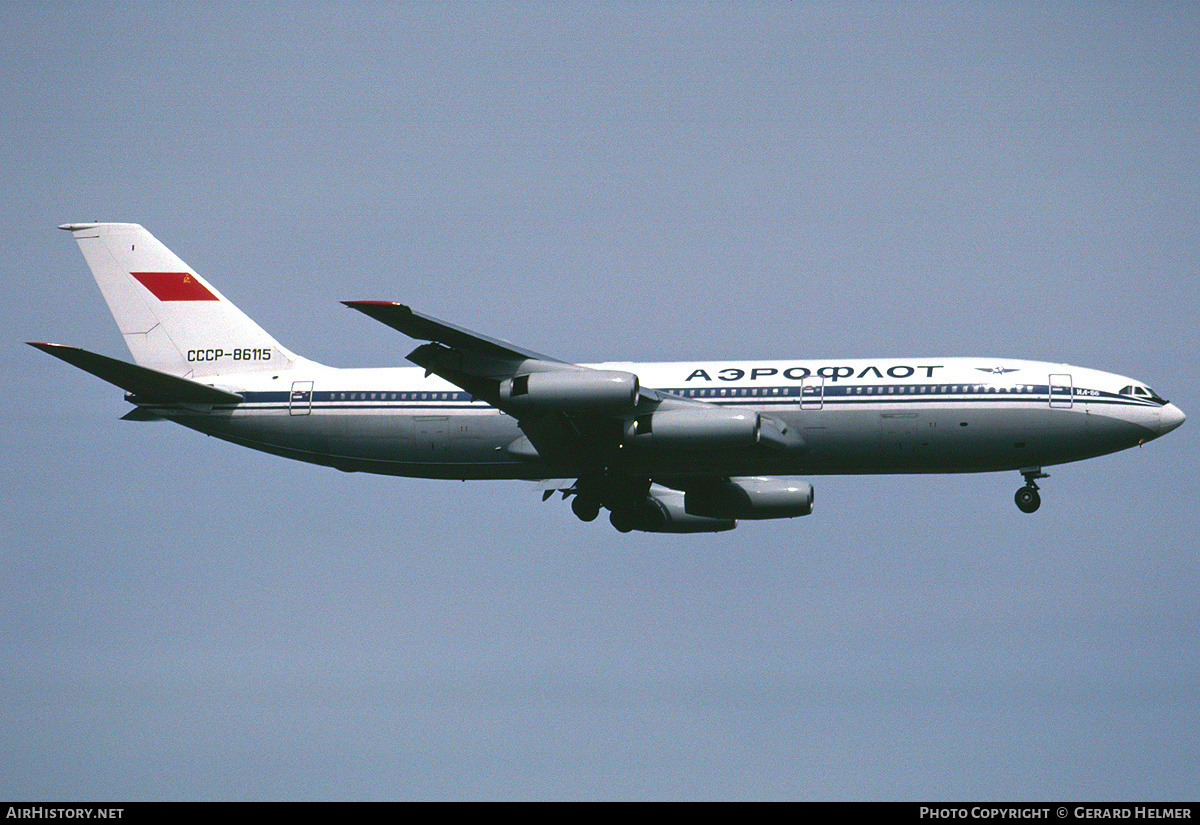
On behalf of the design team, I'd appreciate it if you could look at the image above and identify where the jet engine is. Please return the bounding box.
[499,370,639,413]
[624,408,761,449]
[684,477,814,520]
[622,488,736,533]
[624,409,803,451]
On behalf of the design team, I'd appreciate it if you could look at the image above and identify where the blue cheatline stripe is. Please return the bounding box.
[181,385,1157,412]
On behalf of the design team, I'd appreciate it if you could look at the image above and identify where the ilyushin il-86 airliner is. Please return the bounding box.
[32,223,1185,533]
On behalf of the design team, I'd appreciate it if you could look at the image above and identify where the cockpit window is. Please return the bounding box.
[1119,385,1169,404]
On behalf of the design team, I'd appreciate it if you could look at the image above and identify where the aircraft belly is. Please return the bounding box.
[1078,403,1159,454]
[167,397,1160,481]
[770,404,1150,474]
[175,407,537,478]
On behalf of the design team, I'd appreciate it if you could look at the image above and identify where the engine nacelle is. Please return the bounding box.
[685,477,814,520]
[499,370,639,413]
[624,408,761,450]
[630,489,736,533]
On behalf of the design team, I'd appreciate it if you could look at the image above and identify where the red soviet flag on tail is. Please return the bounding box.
[130,271,219,301]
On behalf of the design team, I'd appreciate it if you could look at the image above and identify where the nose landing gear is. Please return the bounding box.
[1015,468,1049,513]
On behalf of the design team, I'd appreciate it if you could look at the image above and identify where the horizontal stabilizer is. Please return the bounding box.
[343,301,563,363]
[28,342,243,404]
[120,407,167,421]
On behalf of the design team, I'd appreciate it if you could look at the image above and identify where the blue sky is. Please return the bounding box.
[2,1,1197,800]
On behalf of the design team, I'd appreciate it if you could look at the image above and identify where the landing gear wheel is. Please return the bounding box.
[1014,486,1041,514]
[1015,468,1048,513]
[609,509,635,533]
[571,495,601,522]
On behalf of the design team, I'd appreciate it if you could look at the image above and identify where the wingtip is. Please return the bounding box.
[343,300,413,315]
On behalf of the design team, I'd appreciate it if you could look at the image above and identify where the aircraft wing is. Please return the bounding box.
[344,301,803,466]
[341,301,565,364]
[344,300,591,407]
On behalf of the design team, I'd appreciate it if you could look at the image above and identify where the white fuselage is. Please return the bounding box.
[146,356,1184,481]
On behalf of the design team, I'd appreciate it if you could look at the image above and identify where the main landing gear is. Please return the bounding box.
[571,494,601,522]
[1014,468,1049,513]
[567,473,652,532]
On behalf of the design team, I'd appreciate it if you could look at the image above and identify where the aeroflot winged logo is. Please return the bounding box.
[130,271,219,301]
[977,366,1020,375]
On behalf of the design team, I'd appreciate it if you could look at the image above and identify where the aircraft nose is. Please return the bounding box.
[1159,403,1186,436]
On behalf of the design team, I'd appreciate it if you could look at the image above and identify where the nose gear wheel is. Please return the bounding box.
[1015,468,1049,514]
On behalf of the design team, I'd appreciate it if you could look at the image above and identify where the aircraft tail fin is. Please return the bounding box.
[60,222,301,378]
